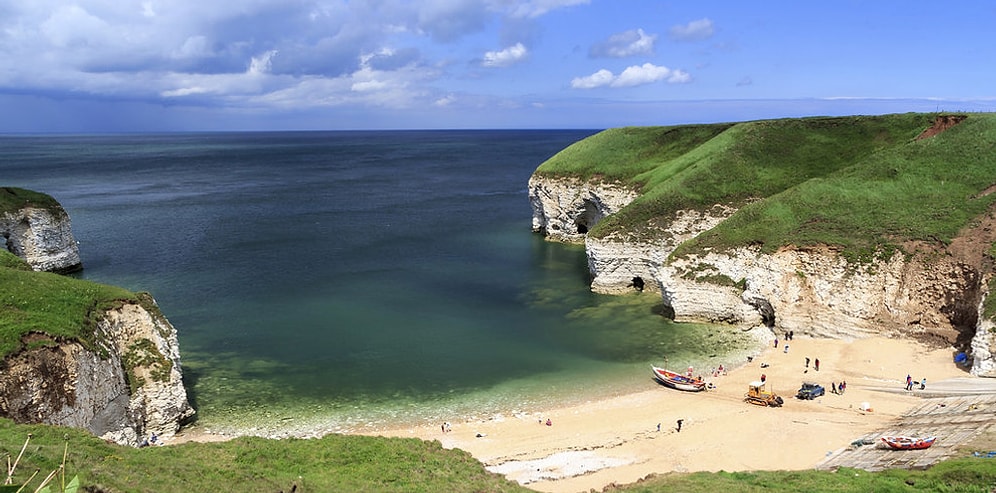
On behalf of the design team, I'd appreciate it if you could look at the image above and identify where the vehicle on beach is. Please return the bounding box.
[651,365,707,392]
[745,381,783,407]
[795,382,825,400]
[881,435,936,450]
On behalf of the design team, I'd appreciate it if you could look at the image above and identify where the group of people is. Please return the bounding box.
[905,374,926,391]
[804,357,820,371]
[657,419,684,433]
[831,380,847,394]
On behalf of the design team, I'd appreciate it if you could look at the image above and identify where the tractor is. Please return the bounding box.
[745,381,784,407]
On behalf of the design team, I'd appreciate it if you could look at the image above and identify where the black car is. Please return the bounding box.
[796,382,825,400]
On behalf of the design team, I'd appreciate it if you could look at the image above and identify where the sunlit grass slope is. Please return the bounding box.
[535,113,996,259]
[0,419,529,493]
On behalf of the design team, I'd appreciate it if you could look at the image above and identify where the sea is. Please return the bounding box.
[0,131,760,437]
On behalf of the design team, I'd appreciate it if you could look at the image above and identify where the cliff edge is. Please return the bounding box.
[529,113,996,378]
[0,189,193,445]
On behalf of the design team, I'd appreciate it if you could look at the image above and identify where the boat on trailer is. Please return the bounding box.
[881,436,936,450]
[651,365,707,392]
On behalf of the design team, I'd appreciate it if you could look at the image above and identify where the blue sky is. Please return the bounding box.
[1,0,994,132]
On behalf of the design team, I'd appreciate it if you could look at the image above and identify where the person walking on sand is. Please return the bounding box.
[840,380,846,394]
[676,419,683,432]
[906,374,913,391]
[805,357,810,368]
[774,338,779,348]
[831,382,837,394]
[814,358,820,371]
[921,377,926,390]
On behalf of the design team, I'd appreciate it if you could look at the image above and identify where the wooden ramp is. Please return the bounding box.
[816,393,996,471]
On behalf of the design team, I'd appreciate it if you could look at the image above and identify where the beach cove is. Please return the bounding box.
[365,336,977,492]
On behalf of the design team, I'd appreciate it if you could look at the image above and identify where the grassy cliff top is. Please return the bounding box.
[0,187,65,216]
[535,113,996,260]
[0,250,139,359]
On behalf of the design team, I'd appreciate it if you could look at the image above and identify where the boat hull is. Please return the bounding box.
[881,436,936,450]
[651,366,706,392]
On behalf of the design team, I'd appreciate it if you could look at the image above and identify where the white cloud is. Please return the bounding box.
[504,0,591,18]
[590,28,656,58]
[248,50,278,75]
[571,63,690,89]
[669,18,714,42]
[482,42,528,67]
[570,69,614,89]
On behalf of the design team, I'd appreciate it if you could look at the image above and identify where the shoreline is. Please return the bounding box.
[170,335,974,493]
[363,336,971,492]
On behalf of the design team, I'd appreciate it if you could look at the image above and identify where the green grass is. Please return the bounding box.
[0,419,529,493]
[0,264,138,359]
[0,187,65,217]
[535,113,996,259]
[606,461,996,492]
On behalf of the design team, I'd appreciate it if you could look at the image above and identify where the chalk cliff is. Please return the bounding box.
[0,190,82,273]
[1,189,193,445]
[528,176,996,378]
[0,295,194,446]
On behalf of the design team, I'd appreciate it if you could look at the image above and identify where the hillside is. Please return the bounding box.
[535,113,996,260]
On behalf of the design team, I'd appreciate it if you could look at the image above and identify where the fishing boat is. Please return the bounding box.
[881,436,936,450]
[651,365,707,392]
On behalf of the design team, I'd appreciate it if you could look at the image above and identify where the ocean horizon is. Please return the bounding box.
[1,130,761,436]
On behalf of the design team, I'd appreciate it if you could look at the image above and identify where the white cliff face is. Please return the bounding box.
[1,206,82,273]
[0,298,194,446]
[586,206,737,294]
[528,175,639,244]
[531,174,988,366]
[972,316,996,377]
[661,247,972,341]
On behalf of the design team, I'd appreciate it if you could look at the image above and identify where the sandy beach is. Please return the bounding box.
[366,335,970,492]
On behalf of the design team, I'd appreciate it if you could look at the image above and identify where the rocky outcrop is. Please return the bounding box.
[1,203,82,273]
[0,295,194,445]
[530,175,996,375]
[972,317,996,377]
[528,175,639,243]
[587,206,738,294]
[661,246,974,342]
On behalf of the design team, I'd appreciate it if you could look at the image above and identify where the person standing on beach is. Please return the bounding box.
[814,358,820,371]
[805,357,810,368]
[774,338,779,348]
[676,419,683,432]
[906,374,913,391]
[921,377,926,390]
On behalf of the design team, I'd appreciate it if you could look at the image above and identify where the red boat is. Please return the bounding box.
[881,436,936,450]
[651,366,707,392]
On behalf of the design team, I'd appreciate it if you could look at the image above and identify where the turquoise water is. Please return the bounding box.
[0,131,760,435]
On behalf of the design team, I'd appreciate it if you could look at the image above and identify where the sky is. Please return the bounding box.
[1,0,994,132]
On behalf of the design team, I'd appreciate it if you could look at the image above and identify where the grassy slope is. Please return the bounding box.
[535,113,996,254]
[0,420,529,493]
[0,252,139,358]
